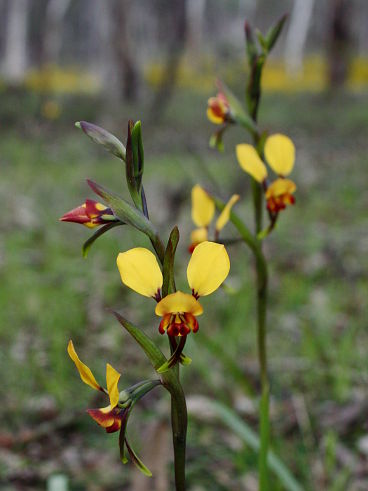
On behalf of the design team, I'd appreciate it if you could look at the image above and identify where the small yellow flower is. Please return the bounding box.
[116,241,230,337]
[190,185,239,251]
[67,340,123,433]
[207,92,231,124]
[236,134,296,213]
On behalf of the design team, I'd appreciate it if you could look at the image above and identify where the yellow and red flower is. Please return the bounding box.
[190,185,239,251]
[116,241,230,337]
[67,341,153,475]
[67,340,125,433]
[60,199,117,228]
[207,92,231,124]
[236,133,296,214]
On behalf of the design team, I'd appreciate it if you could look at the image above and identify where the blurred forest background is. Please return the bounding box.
[0,0,368,490]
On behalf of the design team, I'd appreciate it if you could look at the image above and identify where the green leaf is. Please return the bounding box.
[131,120,144,193]
[112,311,167,370]
[125,438,152,477]
[87,179,157,239]
[265,13,288,53]
[189,399,304,491]
[255,29,268,53]
[82,222,124,258]
[76,121,126,161]
[219,81,257,134]
[125,121,139,206]
[162,226,179,297]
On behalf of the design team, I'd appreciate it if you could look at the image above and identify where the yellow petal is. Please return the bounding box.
[265,178,297,198]
[191,185,215,227]
[207,107,223,124]
[67,340,101,391]
[215,194,240,232]
[236,144,268,182]
[187,241,230,296]
[190,227,208,246]
[155,291,203,316]
[116,248,163,297]
[106,363,121,408]
[264,134,295,176]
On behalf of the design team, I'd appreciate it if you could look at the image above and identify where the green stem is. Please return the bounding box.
[158,235,187,490]
[161,369,187,491]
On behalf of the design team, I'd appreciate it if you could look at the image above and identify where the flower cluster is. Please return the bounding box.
[236,133,296,215]
[116,241,230,337]
[190,184,239,251]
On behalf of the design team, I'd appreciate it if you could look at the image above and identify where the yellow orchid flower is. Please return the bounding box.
[117,241,230,337]
[190,185,239,251]
[67,340,123,433]
[207,92,231,125]
[236,134,296,214]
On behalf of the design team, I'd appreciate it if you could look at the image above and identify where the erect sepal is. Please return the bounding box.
[111,310,168,371]
[264,13,288,53]
[76,121,126,161]
[162,226,179,297]
[82,222,124,258]
[218,80,257,135]
[87,179,157,239]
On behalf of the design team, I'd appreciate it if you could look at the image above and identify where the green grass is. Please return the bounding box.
[1,89,367,490]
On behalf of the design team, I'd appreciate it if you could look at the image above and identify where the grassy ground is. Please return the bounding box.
[0,88,367,490]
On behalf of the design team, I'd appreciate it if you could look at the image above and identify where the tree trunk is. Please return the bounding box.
[150,0,187,120]
[284,0,315,75]
[43,0,72,64]
[327,0,352,88]
[112,0,139,101]
[2,0,28,83]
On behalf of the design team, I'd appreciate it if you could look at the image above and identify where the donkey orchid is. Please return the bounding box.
[116,241,230,337]
[236,133,296,213]
[190,185,239,251]
[60,199,118,228]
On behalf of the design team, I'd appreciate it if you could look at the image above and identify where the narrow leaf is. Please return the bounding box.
[125,438,152,477]
[131,120,144,192]
[162,226,179,297]
[265,13,288,52]
[87,180,157,239]
[125,121,139,205]
[82,222,124,258]
[76,121,126,161]
[189,399,304,491]
[112,311,167,370]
